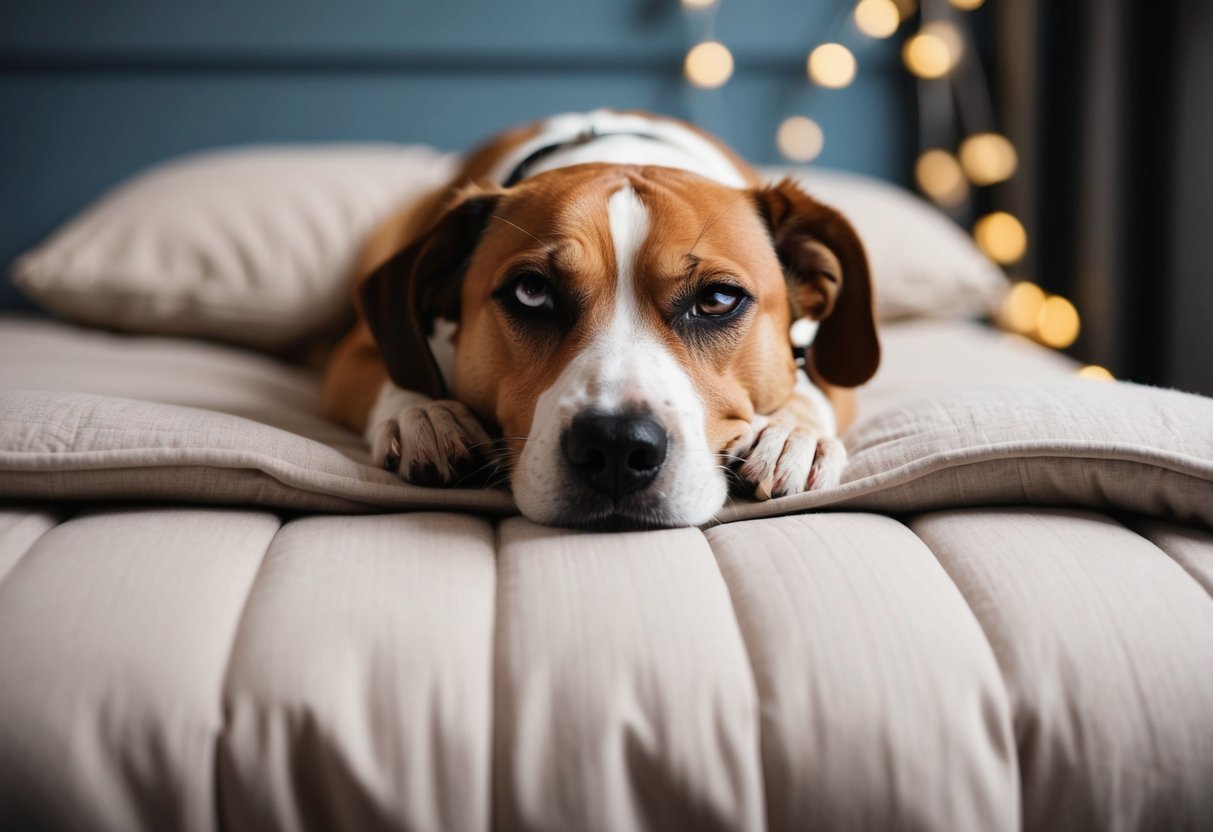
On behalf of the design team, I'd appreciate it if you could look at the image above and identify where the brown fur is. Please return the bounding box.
[322,113,874,453]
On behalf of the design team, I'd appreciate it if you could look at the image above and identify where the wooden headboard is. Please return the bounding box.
[0,0,913,308]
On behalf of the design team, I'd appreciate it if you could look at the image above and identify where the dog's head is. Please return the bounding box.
[362,164,877,528]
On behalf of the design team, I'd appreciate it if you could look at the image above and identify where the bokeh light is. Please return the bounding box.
[950,0,985,9]
[808,43,857,88]
[959,132,1018,185]
[999,281,1046,334]
[974,211,1027,264]
[685,41,734,89]
[915,149,967,206]
[777,116,825,162]
[903,21,963,78]
[681,0,717,7]
[854,0,901,39]
[1036,295,1080,348]
[1076,365,1115,381]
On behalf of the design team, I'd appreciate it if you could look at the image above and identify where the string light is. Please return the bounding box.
[808,43,857,88]
[777,116,825,162]
[854,0,901,39]
[903,21,963,78]
[719,2,1087,362]
[959,132,1018,185]
[1036,295,1080,348]
[915,149,967,205]
[999,281,1046,334]
[684,41,734,89]
[974,211,1027,264]
[1076,365,1115,381]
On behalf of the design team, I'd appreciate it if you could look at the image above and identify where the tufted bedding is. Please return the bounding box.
[1,315,1212,831]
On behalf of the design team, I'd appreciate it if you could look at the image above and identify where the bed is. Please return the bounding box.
[1,139,1212,832]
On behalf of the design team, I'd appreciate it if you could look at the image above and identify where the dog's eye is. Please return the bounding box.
[510,273,555,310]
[693,285,745,317]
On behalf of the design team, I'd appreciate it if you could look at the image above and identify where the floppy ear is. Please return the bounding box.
[359,192,500,399]
[753,178,880,387]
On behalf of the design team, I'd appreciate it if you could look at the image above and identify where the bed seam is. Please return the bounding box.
[208,512,285,832]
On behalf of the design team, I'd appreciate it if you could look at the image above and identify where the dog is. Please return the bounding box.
[322,110,879,529]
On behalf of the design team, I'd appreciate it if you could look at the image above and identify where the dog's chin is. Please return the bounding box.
[513,478,726,531]
[547,495,680,531]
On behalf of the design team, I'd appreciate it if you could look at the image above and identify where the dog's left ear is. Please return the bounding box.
[360,190,500,399]
[753,178,880,387]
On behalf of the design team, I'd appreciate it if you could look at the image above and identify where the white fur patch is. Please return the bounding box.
[789,318,819,348]
[511,185,728,527]
[490,109,749,189]
[795,369,837,438]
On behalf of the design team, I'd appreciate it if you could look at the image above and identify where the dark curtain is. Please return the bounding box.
[995,0,1212,394]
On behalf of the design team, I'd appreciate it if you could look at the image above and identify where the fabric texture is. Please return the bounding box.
[9,145,1005,358]
[2,318,1213,830]
[911,508,1213,832]
[0,317,1209,528]
[2,508,1210,831]
[10,145,457,350]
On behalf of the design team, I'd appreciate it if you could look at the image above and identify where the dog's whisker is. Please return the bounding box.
[490,214,546,247]
[687,192,749,257]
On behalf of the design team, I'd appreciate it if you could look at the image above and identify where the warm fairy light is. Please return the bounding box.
[915,149,967,205]
[854,0,901,38]
[974,211,1027,264]
[777,116,825,162]
[999,281,1046,334]
[959,132,1018,185]
[685,41,734,89]
[950,0,985,9]
[1076,365,1115,381]
[808,43,857,88]
[926,20,965,55]
[1036,295,1080,348]
[681,0,717,7]
[903,21,963,78]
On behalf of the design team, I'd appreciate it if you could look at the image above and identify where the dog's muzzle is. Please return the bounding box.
[562,412,669,499]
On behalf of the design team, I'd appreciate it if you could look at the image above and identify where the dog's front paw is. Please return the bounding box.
[371,399,492,486]
[735,419,847,500]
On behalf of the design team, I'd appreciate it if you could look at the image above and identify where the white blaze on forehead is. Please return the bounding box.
[606,185,649,330]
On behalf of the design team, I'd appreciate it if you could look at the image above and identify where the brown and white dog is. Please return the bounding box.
[322,110,879,529]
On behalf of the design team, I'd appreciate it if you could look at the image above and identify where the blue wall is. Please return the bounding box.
[0,0,913,309]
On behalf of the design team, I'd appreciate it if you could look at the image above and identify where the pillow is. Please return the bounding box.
[11,145,458,351]
[761,166,1009,321]
[2,375,1209,529]
[11,146,1007,354]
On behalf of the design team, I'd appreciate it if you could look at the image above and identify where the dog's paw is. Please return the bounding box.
[371,399,492,486]
[734,418,847,500]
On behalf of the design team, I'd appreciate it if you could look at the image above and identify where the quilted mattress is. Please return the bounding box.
[1,316,1212,831]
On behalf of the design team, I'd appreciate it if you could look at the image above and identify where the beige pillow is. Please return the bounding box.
[1,373,1208,527]
[11,145,458,350]
[11,146,1006,355]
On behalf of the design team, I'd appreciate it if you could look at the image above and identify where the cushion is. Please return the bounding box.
[763,166,1009,321]
[10,144,458,351]
[11,145,1005,354]
[1,330,1208,527]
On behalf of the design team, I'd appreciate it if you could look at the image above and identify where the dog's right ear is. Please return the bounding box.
[360,191,500,400]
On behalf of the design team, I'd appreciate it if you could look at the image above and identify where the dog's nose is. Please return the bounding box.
[564,413,668,498]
